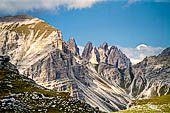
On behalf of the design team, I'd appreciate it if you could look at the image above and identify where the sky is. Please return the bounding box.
[0,0,170,64]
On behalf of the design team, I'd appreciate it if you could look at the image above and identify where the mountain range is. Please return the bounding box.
[0,15,170,112]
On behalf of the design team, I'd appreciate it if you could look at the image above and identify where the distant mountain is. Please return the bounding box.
[82,42,131,68]
[115,48,170,112]
[0,15,170,112]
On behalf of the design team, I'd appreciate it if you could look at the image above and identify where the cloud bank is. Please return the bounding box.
[0,0,169,14]
[0,0,104,14]
[118,44,164,64]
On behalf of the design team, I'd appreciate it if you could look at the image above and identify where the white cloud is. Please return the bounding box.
[128,0,170,4]
[0,0,105,14]
[118,44,164,64]
[0,0,169,14]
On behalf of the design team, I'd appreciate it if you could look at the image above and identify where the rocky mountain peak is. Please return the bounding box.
[67,37,79,55]
[89,46,100,64]
[161,47,170,55]
[100,42,108,51]
[107,46,131,68]
[109,46,117,52]
[82,41,93,59]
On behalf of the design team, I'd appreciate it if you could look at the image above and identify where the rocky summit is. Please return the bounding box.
[67,37,80,55]
[82,42,131,69]
[0,15,170,112]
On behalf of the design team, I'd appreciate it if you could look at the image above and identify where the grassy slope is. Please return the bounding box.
[10,21,59,39]
[113,95,170,113]
[0,68,102,113]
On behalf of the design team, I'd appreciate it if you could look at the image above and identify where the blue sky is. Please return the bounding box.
[0,0,169,48]
[32,1,170,48]
[0,0,170,63]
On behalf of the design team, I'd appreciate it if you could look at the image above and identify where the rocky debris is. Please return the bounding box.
[82,41,93,59]
[0,96,32,112]
[0,56,18,73]
[67,37,79,55]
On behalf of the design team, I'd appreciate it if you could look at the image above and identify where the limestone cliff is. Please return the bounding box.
[0,15,64,74]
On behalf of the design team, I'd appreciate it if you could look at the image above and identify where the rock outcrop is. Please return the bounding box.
[0,15,64,73]
[82,41,93,59]
[67,37,79,55]
[89,47,100,64]
[82,42,131,69]
[98,42,109,63]
[107,46,131,69]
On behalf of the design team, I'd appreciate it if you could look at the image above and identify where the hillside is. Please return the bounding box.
[115,94,170,113]
[0,56,102,113]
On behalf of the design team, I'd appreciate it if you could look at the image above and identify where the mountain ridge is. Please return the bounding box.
[0,15,170,112]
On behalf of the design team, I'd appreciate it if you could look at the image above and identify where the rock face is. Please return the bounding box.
[107,46,131,68]
[1,15,170,112]
[67,37,79,55]
[89,47,100,64]
[82,41,93,59]
[98,42,109,63]
[129,51,170,98]
[0,15,64,74]
[82,42,131,69]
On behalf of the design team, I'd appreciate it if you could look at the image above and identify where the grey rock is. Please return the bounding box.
[82,41,93,59]
[100,42,108,51]
[98,42,109,63]
[161,47,170,55]
[67,37,79,55]
[107,46,131,69]
[89,47,100,64]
